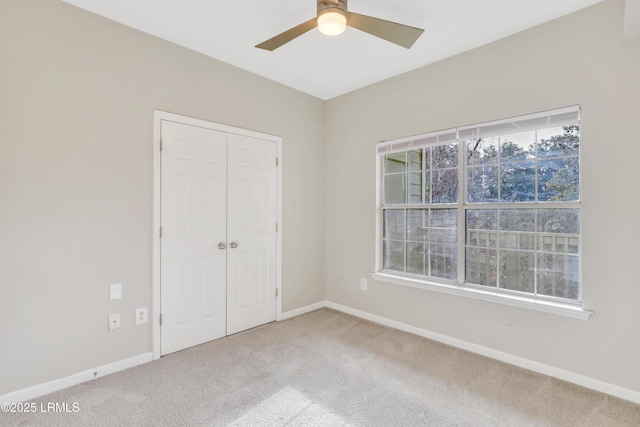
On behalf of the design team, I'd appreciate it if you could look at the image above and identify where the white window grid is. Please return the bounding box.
[377,107,581,305]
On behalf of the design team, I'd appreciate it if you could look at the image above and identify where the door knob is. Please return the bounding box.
[229,241,238,249]
[218,242,226,250]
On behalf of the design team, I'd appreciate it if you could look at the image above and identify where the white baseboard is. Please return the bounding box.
[324,301,640,405]
[5,303,639,406]
[280,301,326,320]
[0,352,153,404]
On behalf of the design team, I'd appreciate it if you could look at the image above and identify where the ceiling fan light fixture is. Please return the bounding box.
[317,10,347,36]
[255,0,424,51]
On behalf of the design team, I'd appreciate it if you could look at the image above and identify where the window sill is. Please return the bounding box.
[371,272,593,320]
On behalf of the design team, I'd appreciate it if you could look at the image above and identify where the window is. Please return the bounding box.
[377,106,582,308]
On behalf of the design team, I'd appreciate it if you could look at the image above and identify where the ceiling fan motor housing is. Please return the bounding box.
[317,0,347,19]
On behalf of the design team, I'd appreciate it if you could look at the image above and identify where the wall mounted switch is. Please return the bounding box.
[110,283,122,300]
[360,278,368,290]
[108,313,121,331]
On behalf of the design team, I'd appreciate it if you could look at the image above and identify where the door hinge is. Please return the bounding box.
[276,288,278,297]
[276,223,278,232]
[160,139,163,151]
[159,227,163,238]
[276,157,279,167]
[159,314,163,326]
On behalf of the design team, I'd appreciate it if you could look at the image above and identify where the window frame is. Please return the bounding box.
[374,107,592,320]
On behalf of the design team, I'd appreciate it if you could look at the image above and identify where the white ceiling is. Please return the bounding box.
[61,0,604,100]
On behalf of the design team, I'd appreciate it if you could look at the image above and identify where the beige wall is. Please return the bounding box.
[325,0,640,394]
[0,0,325,394]
[2,0,639,399]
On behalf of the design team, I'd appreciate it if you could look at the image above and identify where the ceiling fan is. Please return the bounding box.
[255,0,424,51]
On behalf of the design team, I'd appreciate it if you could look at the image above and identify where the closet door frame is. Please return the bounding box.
[152,110,283,360]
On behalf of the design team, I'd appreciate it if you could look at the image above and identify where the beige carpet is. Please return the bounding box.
[3,308,640,426]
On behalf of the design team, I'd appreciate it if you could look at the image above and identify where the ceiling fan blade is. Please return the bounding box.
[255,18,318,51]
[347,12,424,48]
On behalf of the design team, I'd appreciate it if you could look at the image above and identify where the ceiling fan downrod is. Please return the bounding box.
[317,0,347,19]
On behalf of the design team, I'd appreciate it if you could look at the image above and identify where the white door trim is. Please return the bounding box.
[152,110,283,360]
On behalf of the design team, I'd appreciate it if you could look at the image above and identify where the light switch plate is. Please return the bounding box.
[108,313,121,331]
[110,283,122,300]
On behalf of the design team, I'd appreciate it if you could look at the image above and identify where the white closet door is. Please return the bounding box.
[160,121,228,355]
[226,133,278,335]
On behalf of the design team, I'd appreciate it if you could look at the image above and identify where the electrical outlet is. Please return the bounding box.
[360,278,368,290]
[135,307,148,325]
[108,313,121,331]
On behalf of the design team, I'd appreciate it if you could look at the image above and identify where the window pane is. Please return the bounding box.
[500,132,535,162]
[537,209,579,234]
[536,208,579,300]
[466,247,497,287]
[467,209,497,230]
[500,210,535,250]
[500,161,535,202]
[408,172,423,204]
[430,244,457,280]
[432,143,458,169]
[431,228,456,244]
[500,210,535,232]
[430,210,457,246]
[408,150,424,172]
[466,210,497,248]
[384,152,407,173]
[467,137,498,165]
[407,209,428,242]
[537,253,579,300]
[423,171,432,204]
[432,169,458,203]
[383,174,406,204]
[538,157,579,202]
[383,209,405,240]
[537,209,579,255]
[383,240,405,272]
[407,242,425,275]
[467,166,499,203]
[537,126,580,158]
[431,209,457,228]
[500,250,534,293]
